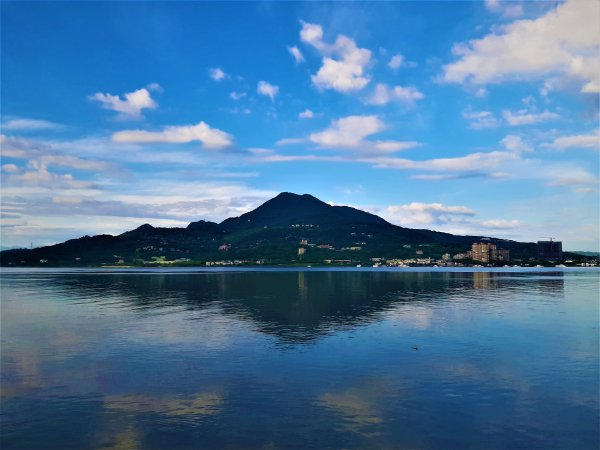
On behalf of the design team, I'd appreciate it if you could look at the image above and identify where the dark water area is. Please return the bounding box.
[1,268,598,449]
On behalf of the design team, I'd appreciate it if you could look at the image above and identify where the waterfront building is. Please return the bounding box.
[468,242,510,263]
[537,240,563,260]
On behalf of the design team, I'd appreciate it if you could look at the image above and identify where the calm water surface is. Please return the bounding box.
[1,268,598,449]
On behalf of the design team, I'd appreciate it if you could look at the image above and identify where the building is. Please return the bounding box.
[468,242,510,263]
[537,240,563,261]
[496,249,510,261]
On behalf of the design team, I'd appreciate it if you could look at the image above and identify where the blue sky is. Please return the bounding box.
[1,0,599,251]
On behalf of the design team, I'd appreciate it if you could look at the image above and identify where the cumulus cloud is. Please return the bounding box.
[366,83,424,106]
[299,21,371,93]
[89,87,158,120]
[309,115,419,153]
[443,0,600,93]
[546,131,599,151]
[387,54,404,70]
[1,118,63,131]
[209,68,227,81]
[257,81,279,101]
[2,163,19,173]
[288,45,305,63]
[501,135,532,153]
[385,202,475,226]
[484,0,523,18]
[382,201,520,236]
[146,82,163,92]
[112,121,233,149]
[299,109,314,119]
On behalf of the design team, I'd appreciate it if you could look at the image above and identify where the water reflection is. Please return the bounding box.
[104,391,223,417]
[2,271,567,343]
[1,269,597,450]
[316,377,398,437]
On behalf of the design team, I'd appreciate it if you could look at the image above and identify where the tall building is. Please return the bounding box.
[468,242,510,263]
[537,240,563,260]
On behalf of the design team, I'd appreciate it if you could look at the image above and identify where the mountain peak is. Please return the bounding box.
[136,223,155,232]
[271,192,321,202]
[220,192,388,231]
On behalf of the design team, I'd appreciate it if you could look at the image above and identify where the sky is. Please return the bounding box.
[1,0,599,251]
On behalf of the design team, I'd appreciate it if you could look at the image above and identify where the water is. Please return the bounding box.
[1,268,598,449]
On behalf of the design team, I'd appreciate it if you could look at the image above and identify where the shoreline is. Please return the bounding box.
[1,265,599,274]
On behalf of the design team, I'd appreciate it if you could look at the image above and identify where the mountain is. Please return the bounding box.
[221,192,388,231]
[0,192,573,267]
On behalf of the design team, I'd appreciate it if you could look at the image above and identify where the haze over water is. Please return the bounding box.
[1,268,598,449]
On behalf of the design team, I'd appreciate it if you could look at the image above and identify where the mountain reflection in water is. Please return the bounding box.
[0,269,597,450]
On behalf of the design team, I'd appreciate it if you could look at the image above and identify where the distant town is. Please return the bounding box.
[198,238,595,268]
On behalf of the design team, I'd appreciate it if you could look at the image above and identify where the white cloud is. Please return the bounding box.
[299,21,325,49]
[484,0,500,11]
[501,135,532,153]
[299,109,314,119]
[275,137,305,146]
[1,181,278,248]
[387,54,404,70]
[475,87,488,98]
[546,131,599,151]
[310,115,383,148]
[463,106,559,128]
[462,109,501,129]
[300,21,371,93]
[366,83,424,106]
[382,201,521,236]
[1,118,63,131]
[89,87,158,120]
[257,81,279,101]
[309,115,418,153]
[443,0,600,93]
[385,202,475,227]
[146,82,163,92]
[480,219,520,228]
[229,91,246,100]
[1,134,115,172]
[209,68,227,81]
[485,0,523,18]
[2,164,19,173]
[502,109,560,126]
[226,107,251,115]
[366,149,598,188]
[288,45,305,63]
[112,121,233,149]
[4,165,96,190]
